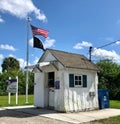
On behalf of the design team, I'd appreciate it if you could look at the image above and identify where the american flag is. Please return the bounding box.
[31,25,48,38]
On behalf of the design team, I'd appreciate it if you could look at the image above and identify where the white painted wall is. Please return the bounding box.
[34,67,99,112]
[54,70,64,111]
[63,69,99,112]
[34,72,45,107]
[40,51,56,62]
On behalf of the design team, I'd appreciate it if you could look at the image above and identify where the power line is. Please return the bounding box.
[89,40,120,61]
[97,40,119,49]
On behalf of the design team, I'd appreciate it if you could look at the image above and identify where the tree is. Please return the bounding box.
[0,57,34,95]
[96,60,120,100]
[28,71,34,94]
[1,57,20,72]
[0,72,8,95]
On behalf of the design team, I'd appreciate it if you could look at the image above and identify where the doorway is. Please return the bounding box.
[48,72,55,108]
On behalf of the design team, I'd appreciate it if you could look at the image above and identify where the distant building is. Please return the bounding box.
[33,49,99,112]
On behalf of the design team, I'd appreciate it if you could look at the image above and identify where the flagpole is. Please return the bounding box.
[26,16,30,103]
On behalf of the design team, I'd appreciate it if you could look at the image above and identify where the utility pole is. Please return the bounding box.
[89,46,93,61]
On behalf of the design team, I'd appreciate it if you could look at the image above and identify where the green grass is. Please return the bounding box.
[0,94,34,107]
[96,116,120,124]
[110,100,120,109]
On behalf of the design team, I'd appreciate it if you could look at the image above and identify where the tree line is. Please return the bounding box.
[97,60,120,100]
[0,57,34,95]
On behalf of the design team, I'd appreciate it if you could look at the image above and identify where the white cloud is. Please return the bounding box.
[0,44,16,51]
[0,54,4,60]
[29,38,33,47]
[8,54,16,58]
[44,37,55,48]
[33,57,39,64]
[92,48,120,63]
[73,41,92,49]
[17,58,27,69]
[116,41,120,45]
[0,0,47,22]
[18,57,38,70]
[0,16,4,23]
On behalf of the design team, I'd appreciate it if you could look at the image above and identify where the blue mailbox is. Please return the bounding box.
[98,89,109,109]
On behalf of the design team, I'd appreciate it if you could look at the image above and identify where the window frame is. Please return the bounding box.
[74,74,83,87]
[69,73,87,88]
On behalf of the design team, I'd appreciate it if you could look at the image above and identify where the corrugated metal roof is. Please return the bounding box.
[40,49,99,71]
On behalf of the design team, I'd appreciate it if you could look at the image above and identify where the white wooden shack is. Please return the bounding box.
[34,49,99,112]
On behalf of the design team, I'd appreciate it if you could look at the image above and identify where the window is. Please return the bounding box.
[75,75,82,87]
[69,74,87,88]
[48,72,54,87]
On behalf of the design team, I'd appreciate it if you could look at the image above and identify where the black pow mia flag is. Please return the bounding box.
[33,36,45,50]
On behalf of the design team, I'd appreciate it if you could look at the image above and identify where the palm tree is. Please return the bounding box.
[1,57,20,72]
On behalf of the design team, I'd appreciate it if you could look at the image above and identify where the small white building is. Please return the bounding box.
[34,49,99,112]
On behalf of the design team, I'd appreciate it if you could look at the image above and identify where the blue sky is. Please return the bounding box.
[1,0,120,71]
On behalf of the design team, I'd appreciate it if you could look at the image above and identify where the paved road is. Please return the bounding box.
[0,106,120,124]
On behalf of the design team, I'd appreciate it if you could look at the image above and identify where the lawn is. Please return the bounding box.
[96,116,120,124]
[110,100,120,109]
[0,94,34,107]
